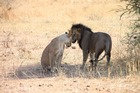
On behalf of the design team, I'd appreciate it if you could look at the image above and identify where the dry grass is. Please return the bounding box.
[0,0,139,93]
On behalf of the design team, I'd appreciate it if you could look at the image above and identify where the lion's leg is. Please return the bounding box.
[81,50,89,70]
[89,53,94,71]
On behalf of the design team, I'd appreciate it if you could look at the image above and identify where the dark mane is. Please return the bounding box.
[71,24,93,49]
[71,23,92,32]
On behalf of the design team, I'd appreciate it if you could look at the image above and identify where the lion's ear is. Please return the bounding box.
[68,29,72,36]
[68,29,71,33]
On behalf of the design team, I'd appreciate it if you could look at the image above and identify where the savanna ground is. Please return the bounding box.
[0,0,140,93]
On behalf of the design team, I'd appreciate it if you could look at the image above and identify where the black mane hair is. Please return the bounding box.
[71,23,92,32]
[71,24,93,49]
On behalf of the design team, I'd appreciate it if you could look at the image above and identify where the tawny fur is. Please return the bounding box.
[41,33,71,72]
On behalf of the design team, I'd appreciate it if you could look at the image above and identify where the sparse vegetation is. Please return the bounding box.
[120,0,140,74]
[0,0,139,93]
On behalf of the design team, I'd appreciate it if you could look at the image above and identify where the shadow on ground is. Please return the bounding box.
[6,61,127,79]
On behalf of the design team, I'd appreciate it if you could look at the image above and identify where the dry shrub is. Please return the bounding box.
[118,0,140,75]
[0,31,15,59]
[122,31,140,73]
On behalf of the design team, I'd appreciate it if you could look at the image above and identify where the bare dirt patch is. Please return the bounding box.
[0,0,139,93]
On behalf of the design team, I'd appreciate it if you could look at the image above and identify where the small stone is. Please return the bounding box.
[73,80,77,82]
[107,89,110,92]
[47,84,53,87]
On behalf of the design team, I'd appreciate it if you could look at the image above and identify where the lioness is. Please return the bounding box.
[41,32,71,73]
